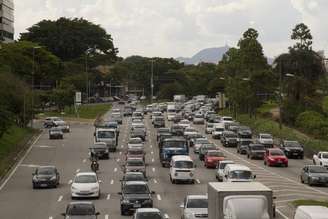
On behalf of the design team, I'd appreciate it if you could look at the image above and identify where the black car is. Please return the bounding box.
[131,128,146,141]
[246,143,266,159]
[119,181,154,215]
[62,202,100,219]
[221,131,238,147]
[49,127,64,139]
[153,116,165,128]
[199,143,217,161]
[237,126,252,139]
[280,140,304,159]
[237,139,253,154]
[124,107,133,116]
[157,128,170,141]
[89,142,109,159]
[32,166,60,189]
[121,172,148,189]
[170,124,184,136]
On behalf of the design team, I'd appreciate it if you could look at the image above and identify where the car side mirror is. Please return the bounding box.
[94,132,96,137]
[118,192,122,195]
[224,175,228,178]
[253,175,256,179]
[95,212,100,216]
[61,213,66,216]
[98,180,103,183]
[151,191,156,194]
[180,203,184,208]
[194,164,197,168]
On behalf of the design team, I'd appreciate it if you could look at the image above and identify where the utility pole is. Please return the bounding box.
[85,52,89,103]
[31,46,41,128]
[150,59,155,103]
[279,61,283,130]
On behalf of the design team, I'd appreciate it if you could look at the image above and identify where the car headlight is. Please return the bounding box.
[143,199,152,204]
[122,199,130,204]
[189,172,194,177]
[311,176,319,180]
[50,176,56,180]
[71,186,77,190]
[91,186,99,191]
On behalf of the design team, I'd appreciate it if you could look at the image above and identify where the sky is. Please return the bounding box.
[14,0,328,59]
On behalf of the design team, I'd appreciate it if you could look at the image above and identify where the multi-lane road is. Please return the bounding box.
[0,106,328,219]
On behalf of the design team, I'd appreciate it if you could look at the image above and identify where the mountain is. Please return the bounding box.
[176,46,230,65]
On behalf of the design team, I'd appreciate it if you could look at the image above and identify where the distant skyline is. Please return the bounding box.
[15,0,328,58]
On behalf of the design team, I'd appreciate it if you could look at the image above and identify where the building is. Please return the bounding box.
[0,0,14,42]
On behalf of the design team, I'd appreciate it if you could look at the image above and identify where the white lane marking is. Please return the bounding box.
[151,151,154,155]
[0,133,42,191]
[121,145,124,148]
[116,158,120,162]
[76,169,80,173]
[119,151,122,155]
[110,179,114,185]
[157,194,162,201]
[151,158,155,163]
[164,214,169,219]
[196,179,200,184]
[83,159,87,163]
[152,167,156,172]
[153,179,158,184]
[57,195,63,202]
[106,194,111,200]
[276,209,289,219]
[150,145,153,148]
[62,143,65,147]
[105,214,109,219]
[49,217,53,219]
[114,168,118,172]
[68,179,73,185]
[33,145,54,148]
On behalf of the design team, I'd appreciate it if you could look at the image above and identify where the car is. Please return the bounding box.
[300,165,328,186]
[89,142,109,159]
[125,148,145,161]
[121,172,148,189]
[173,114,183,124]
[215,160,235,182]
[221,131,238,147]
[199,143,217,161]
[205,123,214,134]
[153,116,165,128]
[133,208,164,219]
[246,143,266,159]
[71,172,100,199]
[62,202,100,219]
[264,148,288,167]
[193,138,209,154]
[294,205,328,219]
[157,128,170,141]
[237,138,253,154]
[313,151,328,167]
[183,127,198,140]
[124,106,133,116]
[280,140,304,159]
[170,124,185,136]
[170,155,195,184]
[193,114,205,124]
[180,195,208,219]
[43,117,62,128]
[32,166,60,189]
[49,127,63,139]
[178,119,191,129]
[188,133,205,147]
[131,128,146,141]
[204,150,225,168]
[54,120,70,133]
[237,126,252,139]
[256,133,274,148]
[128,137,144,150]
[211,123,225,139]
[123,158,146,177]
[223,164,255,182]
[119,181,154,215]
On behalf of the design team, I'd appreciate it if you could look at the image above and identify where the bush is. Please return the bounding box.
[296,111,327,137]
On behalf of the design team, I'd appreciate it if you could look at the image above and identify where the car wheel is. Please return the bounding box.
[247,154,249,159]
[308,178,313,186]
[264,160,267,166]
[120,207,125,215]
[32,184,37,189]
[285,163,288,167]
[300,176,304,184]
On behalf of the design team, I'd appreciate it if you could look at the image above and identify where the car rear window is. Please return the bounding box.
[67,204,95,215]
[187,199,208,208]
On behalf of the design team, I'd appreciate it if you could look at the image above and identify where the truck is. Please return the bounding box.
[159,137,188,167]
[173,95,186,103]
[208,182,275,219]
[167,104,176,121]
[312,151,328,167]
[94,128,118,152]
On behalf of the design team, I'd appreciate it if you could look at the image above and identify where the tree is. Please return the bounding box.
[291,23,313,50]
[20,17,118,62]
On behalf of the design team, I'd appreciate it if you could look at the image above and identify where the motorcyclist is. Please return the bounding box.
[90,155,99,172]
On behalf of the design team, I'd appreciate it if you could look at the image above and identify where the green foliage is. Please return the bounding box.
[20,17,118,62]
[322,96,328,115]
[296,111,327,137]
[52,82,76,111]
[291,23,313,50]
[158,82,184,99]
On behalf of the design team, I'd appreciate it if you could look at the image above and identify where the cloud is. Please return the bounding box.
[14,0,328,58]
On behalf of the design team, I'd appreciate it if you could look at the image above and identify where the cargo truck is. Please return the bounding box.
[208,182,275,219]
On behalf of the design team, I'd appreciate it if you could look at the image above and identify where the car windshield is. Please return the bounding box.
[98,131,114,138]
[252,145,265,150]
[162,141,186,149]
[309,166,328,173]
[129,138,142,144]
[37,167,55,175]
[124,174,146,181]
[124,184,149,194]
[67,204,95,215]
[127,160,144,166]
[155,117,164,121]
[75,175,97,183]
[240,141,252,145]
[226,134,237,138]
[270,150,284,156]
[159,129,170,133]
[229,170,252,179]
[261,134,272,139]
[207,124,213,128]
[215,128,224,131]
[220,162,233,169]
[202,145,216,152]
[196,139,209,144]
[174,161,193,168]
[322,153,328,159]
[187,198,208,208]
[195,115,203,118]
[285,141,302,148]
[136,212,162,219]
[207,151,224,157]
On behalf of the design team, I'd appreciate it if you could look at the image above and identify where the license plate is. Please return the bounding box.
[40,184,48,187]
[293,153,298,155]
[277,161,282,163]
[134,204,141,208]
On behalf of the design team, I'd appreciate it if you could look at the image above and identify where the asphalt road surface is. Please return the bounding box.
[1,106,328,219]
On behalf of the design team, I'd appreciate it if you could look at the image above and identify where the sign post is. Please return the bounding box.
[75,92,82,118]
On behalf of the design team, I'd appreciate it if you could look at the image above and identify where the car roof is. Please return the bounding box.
[38,165,56,169]
[136,208,161,213]
[96,128,116,132]
[69,201,94,205]
[225,164,251,171]
[125,171,144,175]
[296,206,328,217]
[220,160,234,164]
[187,195,208,199]
[171,155,192,161]
[76,172,97,176]
[125,181,148,185]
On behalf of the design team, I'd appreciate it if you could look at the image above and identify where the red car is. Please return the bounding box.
[264,148,288,167]
[204,150,225,168]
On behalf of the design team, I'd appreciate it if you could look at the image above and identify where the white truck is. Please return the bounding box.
[167,104,176,121]
[313,151,328,167]
[208,182,275,219]
[173,95,186,103]
[94,128,118,152]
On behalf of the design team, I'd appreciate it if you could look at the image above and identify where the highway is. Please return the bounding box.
[0,105,328,219]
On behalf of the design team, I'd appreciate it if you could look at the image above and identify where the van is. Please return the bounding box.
[94,128,118,152]
[170,155,195,184]
[223,164,256,182]
[294,206,328,219]
[167,104,176,121]
[212,123,225,139]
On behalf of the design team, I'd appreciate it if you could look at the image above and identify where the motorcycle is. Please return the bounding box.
[91,160,99,172]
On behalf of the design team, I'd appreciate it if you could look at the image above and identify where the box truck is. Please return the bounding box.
[208,182,274,219]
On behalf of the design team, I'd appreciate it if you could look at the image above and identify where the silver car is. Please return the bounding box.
[180,195,208,219]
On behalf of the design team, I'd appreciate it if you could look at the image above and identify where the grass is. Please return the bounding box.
[0,126,37,178]
[220,110,328,156]
[292,199,328,208]
[39,103,112,120]
[256,101,278,115]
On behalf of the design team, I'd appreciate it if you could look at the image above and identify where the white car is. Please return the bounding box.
[71,172,100,199]
[193,138,209,153]
[205,123,214,134]
[313,151,328,167]
[179,120,191,129]
[256,133,273,146]
[127,137,144,149]
[212,124,225,139]
[170,155,195,184]
[180,195,208,219]
[223,164,255,182]
[193,114,205,124]
[133,208,164,219]
[215,160,235,182]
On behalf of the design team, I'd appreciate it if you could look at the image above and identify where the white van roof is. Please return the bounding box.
[171,155,193,162]
[214,123,225,128]
[296,206,328,219]
[225,164,251,172]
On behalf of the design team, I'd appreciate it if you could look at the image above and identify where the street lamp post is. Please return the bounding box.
[31,46,41,128]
